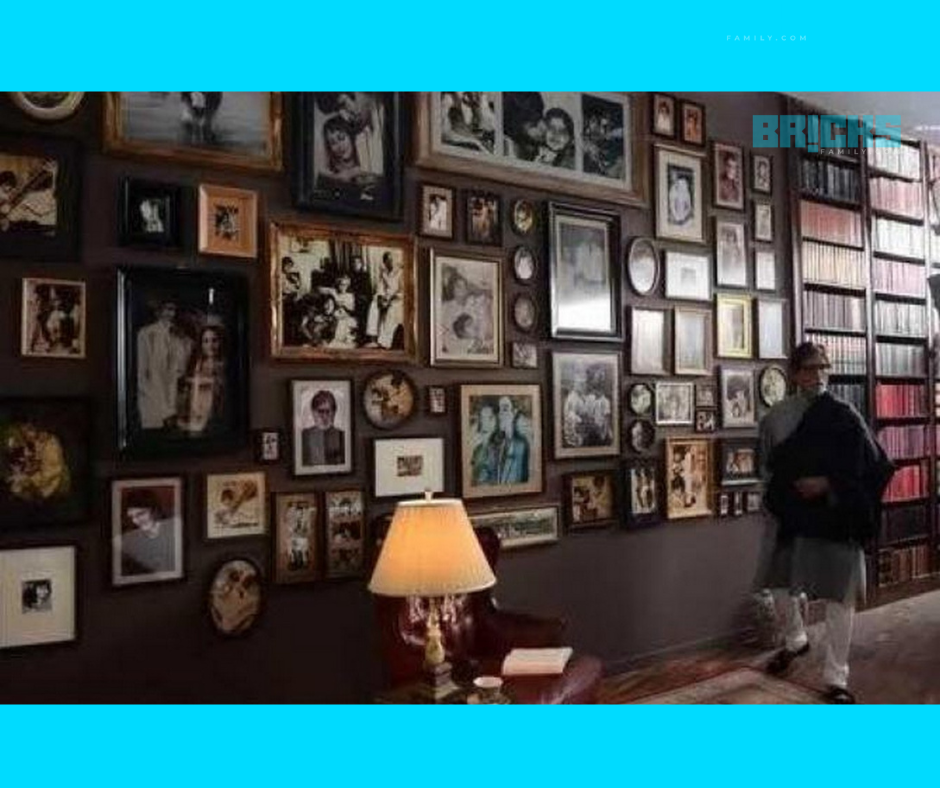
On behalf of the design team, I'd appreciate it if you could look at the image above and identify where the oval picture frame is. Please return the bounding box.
[628,382,654,416]
[362,370,418,430]
[9,92,85,121]
[512,293,538,333]
[626,237,659,296]
[512,246,537,284]
[758,365,788,407]
[628,419,656,453]
[511,199,536,236]
[208,557,264,637]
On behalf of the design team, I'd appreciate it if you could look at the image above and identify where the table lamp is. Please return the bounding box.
[368,493,496,701]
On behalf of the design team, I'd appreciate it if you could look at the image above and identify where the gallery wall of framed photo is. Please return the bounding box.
[0,90,793,701]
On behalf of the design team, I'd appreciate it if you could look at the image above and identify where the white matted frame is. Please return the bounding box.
[664,250,711,302]
[674,307,713,376]
[0,545,76,649]
[757,298,788,360]
[630,307,667,374]
[290,379,354,476]
[373,437,445,499]
[655,145,705,243]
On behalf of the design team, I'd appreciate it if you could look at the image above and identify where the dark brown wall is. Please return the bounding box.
[0,92,788,701]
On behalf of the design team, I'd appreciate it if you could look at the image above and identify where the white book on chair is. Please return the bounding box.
[501,647,573,676]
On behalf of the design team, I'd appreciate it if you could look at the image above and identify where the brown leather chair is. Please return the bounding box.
[373,527,603,703]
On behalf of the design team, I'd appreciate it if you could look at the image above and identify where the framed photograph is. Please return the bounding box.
[655,145,705,243]
[680,101,706,147]
[664,438,714,520]
[695,381,717,409]
[664,250,711,302]
[715,219,748,288]
[0,132,80,261]
[460,383,543,499]
[198,184,258,258]
[117,267,249,458]
[420,184,454,238]
[628,382,654,417]
[695,409,717,433]
[208,557,263,637]
[205,472,266,540]
[720,366,757,428]
[513,246,537,284]
[20,277,85,359]
[755,250,777,291]
[720,439,760,486]
[427,385,447,415]
[565,471,617,530]
[374,437,445,499]
[362,370,417,430]
[759,365,788,407]
[552,351,621,459]
[549,203,621,340]
[253,429,283,464]
[511,341,538,369]
[655,381,694,426]
[626,237,659,296]
[290,379,353,476]
[713,141,744,210]
[630,307,667,375]
[292,92,402,220]
[0,398,91,528]
[269,221,416,363]
[753,202,774,243]
[273,492,319,584]
[104,92,283,171]
[651,94,676,138]
[734,492,745,516]
[512,294,538,333]
[624,460,660,525]
[511,199,536,236]
[466,191,502,245]
[716,294,753,358]
[745,491,762,513]
[718,492,730,517]
[674,307,713,376]
[0,546,76,649]
[324,489,366,579]
[757,298,787,360]
[752,153,772,194]
[8,92,84,121]
[111,477,184,587]
[119,178,182,248]
[430,251,502,367]
[628,419,656,454]
[471,506,560,550]
[416,92,646,206]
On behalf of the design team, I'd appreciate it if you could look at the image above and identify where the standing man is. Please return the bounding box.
[301,390,346,467]
[137,300,193,430]
[760,342,894,703]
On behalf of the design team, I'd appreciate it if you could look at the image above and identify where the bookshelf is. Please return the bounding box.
[789,103,937,593]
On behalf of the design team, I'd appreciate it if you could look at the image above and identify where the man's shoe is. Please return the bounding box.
[823,685,856,704]
[765,642,810,676]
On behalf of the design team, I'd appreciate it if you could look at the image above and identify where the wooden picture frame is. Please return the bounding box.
[680,101,706,147]
[719,439,760,486]
[512,294,539,333]
[470,506,560,550]
[651,94,676,139]
[654,381,695,426]
[198,184,258,259]
[207,557,264,637]
[20,277,86,359]
[552,351,621,460]
[655,145,705,243]
[565,471,618,530]
[205,472,267,540]
[373,437,445,499]
[713,141,745,210]
[465,190,502,246]
[361,370,417,430]
[324,489,366,579]
[624,460,661,526]
[272,492,319,584]
[694,409,717,433]
[119,177,183,249]
[290,379,354,477]
[716,293,753,359]
[0,546,77,649]
[419,183,454,239]
[695,381,717,409]
[664,438,714,520]
[673,307,713,376]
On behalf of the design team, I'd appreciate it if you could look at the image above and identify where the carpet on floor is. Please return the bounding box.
[631,667,822,704]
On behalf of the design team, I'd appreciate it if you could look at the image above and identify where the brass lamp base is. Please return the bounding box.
[416,660,461,702]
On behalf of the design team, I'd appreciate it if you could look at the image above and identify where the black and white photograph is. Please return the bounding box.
[0,546,76,649]
[733,491,745,517]
[655,146,704,243]
[8,92,84,121]
[362,370,417,430]
[293,92,402,220]
[437,92,498,153]
[673,307,713,376]
[513,246,537,284]
[720,367,757,428]
[655,381,694,426]
[628,419,656,453]
[511,198,536,235]
[753,202,774,242]
[680,101,705,147]
[430,251,501,367]
[117,267,249,458]
[755,249,777,291]
[630,307,667,375]
[652,94,676,138]
[757,298,787,359]
[105,92,283,171]
[20,277,86,359]
[205,472,266,540]
[664,250,711,302]
[715,219,748,288]
[470,506,560,550]
[629,382,654,417]
[290,379,353,476]
[512,294,538,333]
[626,237,659,296]
[695,409,717,433]
[718,492,730,517]
[716,294,753,358]
[198,183,257,258]
[254,429,283,464]
[552,351,621,459]
[273,492,319,584]
[466,191,502,245]
[752,152,772,194]
[566,471,618,530]
[720,439,760,486]
[270,221,416,363]
[426,385,447,415]
[119,178,182,248]
[759,365,788,407]
[21,579,53,613]
[746,491,762,513]
[325,489,366,579]
[419,184,453,238]
[625,461,660,525]
[695,381,718,409]
[511,341,539,369]
[374,437,445,499]
[714,141,744,210]
[111,477,184,587]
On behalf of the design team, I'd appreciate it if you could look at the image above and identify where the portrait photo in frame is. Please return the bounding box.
[651,94,676,138]
[695,381,717,409]
[119,178,182,248]
[664,438,713,520]
[198,184,258,259]
[466,190,502,246]
[373,437,445,499]
[720,366,757,428]
[273,492,319,584]
[713,141,744,210]
[361,370,417,430]
[626,237,659,296]
[324,489,366,579]
[715,219,748,288]
[205,472,267,540]
[20,277,86,359]
[757,298,788,360]
[513,246,537,284]
[419,184,454,239]
[673,307,713,376]
[511,199,537,236]
[254,428,283,464]
[290,379,353,477]
[208,557,263,637]
[552,351,621,459]
[680,101,706,147]
[630,307,667,375]
[565,471,618,530]
[655,145,704,243]
[755,249,777,291]
[0,546,76,650]
[664,250,711,302]
[624,460,660,526]
[471,506,560,550]
[655,381,694,426]
[719,439,760,486]
[426,385,447,415]
[628,419,656,453]
[759,365,788,407]
[716,293,753,359]
[752,152,772,194]
[512,294,539,334]
[628,382,654,417]
[753,202,774,243]
[695,409,717,433]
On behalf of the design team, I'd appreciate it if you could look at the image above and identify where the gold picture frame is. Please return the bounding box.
[664,437,714,520]
[198,184,258,259]
[716,293,753,359]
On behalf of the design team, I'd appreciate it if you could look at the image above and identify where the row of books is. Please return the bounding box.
[872,217,925,259]
[874,300,928,337]
[866,143,922,180]
[803,292,866,331]
[800,159,860,202]
[875,382,928,418]
[877,544,931,585]
[876,342,926,377]
[869,176,924,219]
[801,240,867,289]
[876,424,930,460]
[882,461,929,502]
[872,258,926,297]
[805,332,867,375]
[800,200,863,248]
[829,382,866,415]
[880,504,930,544]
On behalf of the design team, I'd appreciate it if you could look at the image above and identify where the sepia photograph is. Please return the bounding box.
[720,439,760,486]
[716,293,753,358]
[713,141,744,210]
[715,219,748,288]
[471,506,560,550]
[680,101,706,147]
[466,190,502,245]
[655,146,704,243]
[665,438,713,520]
[720,367,757,428]
[208,557,263,637]
[631,307,667,375]
[664,250,711,302]
[0,546,76,649]
[673,307,713,376]
[373,437,444,498]
[511,198,536,235]
[652,94,676,138]
[625,460,660,524]
[362,371,416,430]
[324,489,365,579]
[566,471,617,529]
[198,184,258,258]
[552,351,621,459]
[290,379,353,476]
[420,183,454,238]
[119,178,182,248]
[655,381,695,426]
[273,492,319,584]
[111,477,184,586]
[20,277,85,359]
[205,472,266,540]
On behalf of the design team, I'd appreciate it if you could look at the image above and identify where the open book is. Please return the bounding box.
[501,647,573,676]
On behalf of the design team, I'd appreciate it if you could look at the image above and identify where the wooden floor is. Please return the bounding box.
[602,588,940,704]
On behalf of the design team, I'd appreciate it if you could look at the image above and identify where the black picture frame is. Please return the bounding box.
[651,94,676,139]
[751,152,773,194]
[465,190,503,246]
[361,370,417,430]
[253,428,284,465]
[292,92,403,221]
[565,470,618,531]
[116,267,250,459]
[680,100,706,148]
[0,132,80,261]
[719,438,760,486]
[623,460,660,527]
[119,177,183,248]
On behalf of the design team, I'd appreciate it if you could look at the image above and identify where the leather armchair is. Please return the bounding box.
[373,527,602,703]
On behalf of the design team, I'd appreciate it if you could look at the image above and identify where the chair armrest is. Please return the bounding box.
[476,605,566,656]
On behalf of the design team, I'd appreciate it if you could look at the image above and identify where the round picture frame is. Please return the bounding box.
[628,419,656,453]
[512,246,537,284]
[512,293,538,333]
[628,382,654,416]
[362,370,417,430]
[8,92,85,121]
[511,199,536,236]
[626,237,659,296]
[208,557,263,637]
[759,365,788,407]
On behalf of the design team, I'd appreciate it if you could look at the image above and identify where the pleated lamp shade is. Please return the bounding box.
[368,497,496,597]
